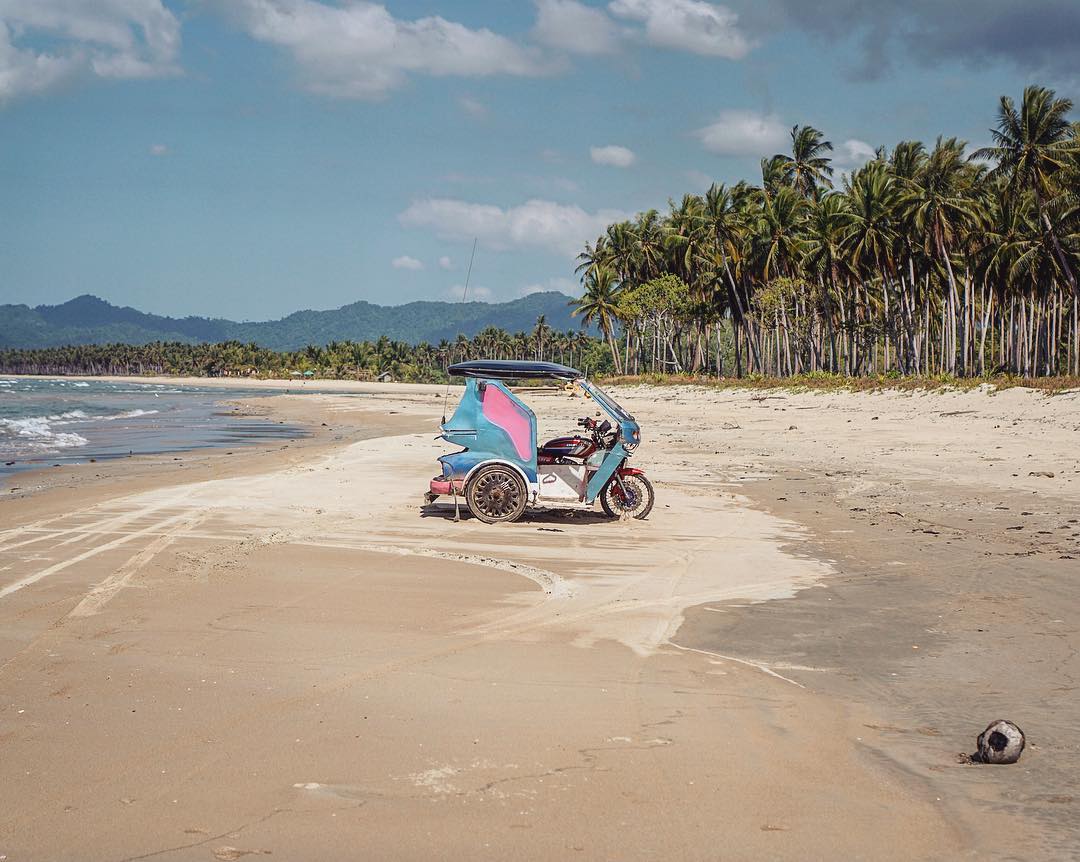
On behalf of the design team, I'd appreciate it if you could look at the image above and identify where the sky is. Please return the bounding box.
[1,0,1077,320]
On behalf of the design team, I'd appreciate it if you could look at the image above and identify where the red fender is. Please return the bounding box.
[617,466,647,477]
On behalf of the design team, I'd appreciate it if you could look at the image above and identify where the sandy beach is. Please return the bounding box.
[1,379,1077,860]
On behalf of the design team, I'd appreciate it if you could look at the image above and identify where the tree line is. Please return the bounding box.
[0,323,610,382]
[571,85,1080,379]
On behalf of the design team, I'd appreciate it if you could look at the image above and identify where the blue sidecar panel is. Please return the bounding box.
[439,378,537,485]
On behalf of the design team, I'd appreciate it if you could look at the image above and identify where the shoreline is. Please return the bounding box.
[0,383,1075,857]
[3,372,463,395]
[7,369,1079,396]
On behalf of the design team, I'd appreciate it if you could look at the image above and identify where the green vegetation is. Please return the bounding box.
[0,328,611,382]
[572,85,1080,379]
[605,372,1080,395]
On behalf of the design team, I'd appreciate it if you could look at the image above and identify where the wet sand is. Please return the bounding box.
[1,381,1077,859]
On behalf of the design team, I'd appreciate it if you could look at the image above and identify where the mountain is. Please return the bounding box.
[0,293,586,350]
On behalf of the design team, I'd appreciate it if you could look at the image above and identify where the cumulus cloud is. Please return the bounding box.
[221,0,553,100]
[444,284,492,301]
[590,144,636,167]
[438,255,453,270]
[834,138,877,174]
[399,197,629,258]
[0,0,181,104]
[533,0,619,55]
[735,0,1080,80]
[695,109,787,155]
[391,255,424,270]
[609,0,751,59]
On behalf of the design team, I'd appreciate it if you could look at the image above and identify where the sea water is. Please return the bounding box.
[0,378,305,481]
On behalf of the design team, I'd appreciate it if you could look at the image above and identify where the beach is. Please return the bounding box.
[1,379,1077,860]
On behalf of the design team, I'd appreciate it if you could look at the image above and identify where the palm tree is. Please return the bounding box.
[899,137,981,372]
[973,85,1078,291]
[605,220,639,286]
[760,154,788,196]
[802,192,855,370]
[633,209,666,283]
[757,185,807,280]
[843,161,899,373]
[776,125,834,199]
[571,264,623,373]
[532,314,550,360]
[575,234,609,282]
[703,183,755,375]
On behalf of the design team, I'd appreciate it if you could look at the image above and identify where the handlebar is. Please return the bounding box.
[578,417,614,438]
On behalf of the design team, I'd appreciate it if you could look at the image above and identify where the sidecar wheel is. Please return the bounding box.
[465,465,528,524]
[600,473,655,520]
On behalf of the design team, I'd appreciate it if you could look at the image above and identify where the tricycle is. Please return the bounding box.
[425,360,654,524]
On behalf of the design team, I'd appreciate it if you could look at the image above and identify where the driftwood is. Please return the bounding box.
[974,720,1026,764]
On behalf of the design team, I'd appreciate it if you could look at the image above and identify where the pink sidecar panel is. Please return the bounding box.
[481,385,533,462]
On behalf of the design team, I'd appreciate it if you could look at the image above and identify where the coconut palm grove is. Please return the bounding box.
[573,85,1079,381]
[3,86,1077,384]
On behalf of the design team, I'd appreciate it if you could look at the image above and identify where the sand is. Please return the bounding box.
[1,380,1077,860]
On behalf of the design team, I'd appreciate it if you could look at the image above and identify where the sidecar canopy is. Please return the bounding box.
[448,360,582,381]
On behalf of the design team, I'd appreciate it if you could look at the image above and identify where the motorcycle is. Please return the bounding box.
[425,360,655,524]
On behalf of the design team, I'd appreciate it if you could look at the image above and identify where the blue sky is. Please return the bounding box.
[1,0,1077,319]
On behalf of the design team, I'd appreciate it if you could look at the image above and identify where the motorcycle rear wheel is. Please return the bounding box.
[600,473,655,520]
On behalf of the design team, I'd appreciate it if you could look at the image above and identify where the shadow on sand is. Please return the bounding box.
[419,502,615,527]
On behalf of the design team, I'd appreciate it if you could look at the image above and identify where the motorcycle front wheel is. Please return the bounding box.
[600,473,655,520]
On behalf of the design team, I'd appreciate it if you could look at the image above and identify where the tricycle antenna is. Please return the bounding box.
[442,237,478,425]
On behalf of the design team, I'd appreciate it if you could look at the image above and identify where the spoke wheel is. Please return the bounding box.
[600,473,655,520]
[465,465,527,524]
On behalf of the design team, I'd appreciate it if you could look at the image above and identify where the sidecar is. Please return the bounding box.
[426,360,651,523]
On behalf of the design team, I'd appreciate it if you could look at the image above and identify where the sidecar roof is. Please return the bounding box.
[448,360,582,381]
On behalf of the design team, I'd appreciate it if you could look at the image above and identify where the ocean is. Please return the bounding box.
[0,378,305,482]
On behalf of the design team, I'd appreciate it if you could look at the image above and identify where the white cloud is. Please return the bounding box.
[695,109,787,155]
[392,255,424,270]
[438,255,453,270]
[520,276,579,297]
[608,0,751,59]
[149,143,168,156]
[223,0,553,100]
[684,169,714,187]
[0,0,181,104]
[533,0,619,55]
[458,94,487,118]
[399,197,629,258]
[590,144,636,168]
[835,138,877,173]
[444,284,492,301]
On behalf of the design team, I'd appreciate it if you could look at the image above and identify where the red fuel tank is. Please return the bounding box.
[538,434,595,461]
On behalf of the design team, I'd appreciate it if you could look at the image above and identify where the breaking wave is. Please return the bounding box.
[0,408,159,456]
[0,416,89,453]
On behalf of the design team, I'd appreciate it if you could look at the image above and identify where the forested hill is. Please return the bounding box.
[0,292,583,350]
